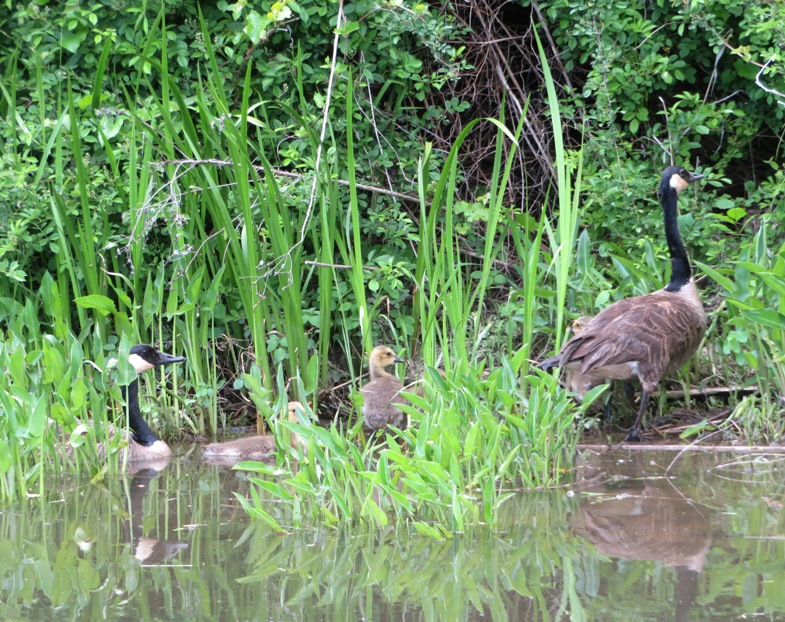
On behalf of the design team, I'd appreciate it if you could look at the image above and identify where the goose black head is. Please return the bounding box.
[128,344,186,374]
[661,165,704,195]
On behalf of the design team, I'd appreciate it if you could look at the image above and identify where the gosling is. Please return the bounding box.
[201,401,306,466]
[361,345,407,433]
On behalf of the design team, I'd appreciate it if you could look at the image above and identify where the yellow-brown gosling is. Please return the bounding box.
[361,345,407,432]
[563,315,637,421]
[539,166,706,442]
[201,401,305,465]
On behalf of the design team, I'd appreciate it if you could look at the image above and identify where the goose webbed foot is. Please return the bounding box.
[624,426,643,442]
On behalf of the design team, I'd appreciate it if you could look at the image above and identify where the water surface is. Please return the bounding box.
[2,448,785,620]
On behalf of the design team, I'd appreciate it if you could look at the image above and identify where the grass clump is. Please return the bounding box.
[238,361,592,533]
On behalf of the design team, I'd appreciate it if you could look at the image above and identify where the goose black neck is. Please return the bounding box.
[120,379,160,447]
[661,179,691,292]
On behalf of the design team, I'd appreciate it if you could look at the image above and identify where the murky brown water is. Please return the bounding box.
[2,448,785,620]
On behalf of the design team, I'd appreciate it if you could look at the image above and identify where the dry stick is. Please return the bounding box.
[271,168,418,203]
[578,443,785,454]
[662,385,759,400]
[304,260,373,271]
[452,7,552,194]
[664,429,725,475]
[473,10,543,161]
[663,410,732,435]
[756,58,785,105]
[156,158,420,204]
[530,1,576,95]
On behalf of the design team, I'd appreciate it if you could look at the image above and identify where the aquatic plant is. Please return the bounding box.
[0,18,597,513]
[236,33,595,531]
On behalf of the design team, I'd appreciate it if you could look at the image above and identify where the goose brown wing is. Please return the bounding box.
[565,291,704,376]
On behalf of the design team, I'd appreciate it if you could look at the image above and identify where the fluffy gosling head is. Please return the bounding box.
[368,345,405,376]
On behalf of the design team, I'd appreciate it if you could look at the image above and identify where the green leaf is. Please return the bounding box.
[74,295,116,316]
[694,260,735,293]
[61,30,87,53]
[740,309,785,329]
[727,207,746,222]
[245,10,268,44]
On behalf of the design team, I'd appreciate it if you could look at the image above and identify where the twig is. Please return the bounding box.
[578,443,785,453]
[155,158,420,204]
[756,58,785,106]
[662,385,759,400]
[304,260,373,271]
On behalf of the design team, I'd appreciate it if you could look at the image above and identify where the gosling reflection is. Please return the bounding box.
[573,453,712,621]
[125,466,188,564]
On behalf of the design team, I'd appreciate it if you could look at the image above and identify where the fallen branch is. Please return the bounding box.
[578,443,785,453]
[663,385,759,400]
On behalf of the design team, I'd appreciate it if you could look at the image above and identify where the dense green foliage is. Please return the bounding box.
[0,0,590,511]
[0,0,783,520]
[530,0,785,270]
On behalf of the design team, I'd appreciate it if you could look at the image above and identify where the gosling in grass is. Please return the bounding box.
[562,316,596,396]
[201,401,306,466]
[561,316,636,421]
[361,345,407,433]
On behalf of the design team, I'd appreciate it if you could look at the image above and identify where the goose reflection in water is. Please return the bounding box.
[124,462,189,565]
[573,452,713,621]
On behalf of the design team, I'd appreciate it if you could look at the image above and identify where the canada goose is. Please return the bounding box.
[361,345,407,432]
[539,165,706,442]
[87,344,185,466]
[201,401,305,465]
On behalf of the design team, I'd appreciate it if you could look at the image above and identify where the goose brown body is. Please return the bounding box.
[555,287,705,397]
[201,401,305,466]
[361,345,407,432]
[539,166,706,441]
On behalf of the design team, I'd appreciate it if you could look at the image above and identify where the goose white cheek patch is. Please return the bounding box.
[129,354,155,373]
[669,174,689,192]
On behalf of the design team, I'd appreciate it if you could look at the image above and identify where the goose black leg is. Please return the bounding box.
[625,390,651,442]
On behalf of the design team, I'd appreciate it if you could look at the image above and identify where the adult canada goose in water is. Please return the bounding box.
[94,344,185,465]
[201,401,306,466]
[539,165,706,442]
[361,345,407,432]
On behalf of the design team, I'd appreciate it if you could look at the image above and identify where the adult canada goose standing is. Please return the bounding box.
[105,344,185,464]
[361,345,407,433]
[538,165,706,442]
[201,401,306,466]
